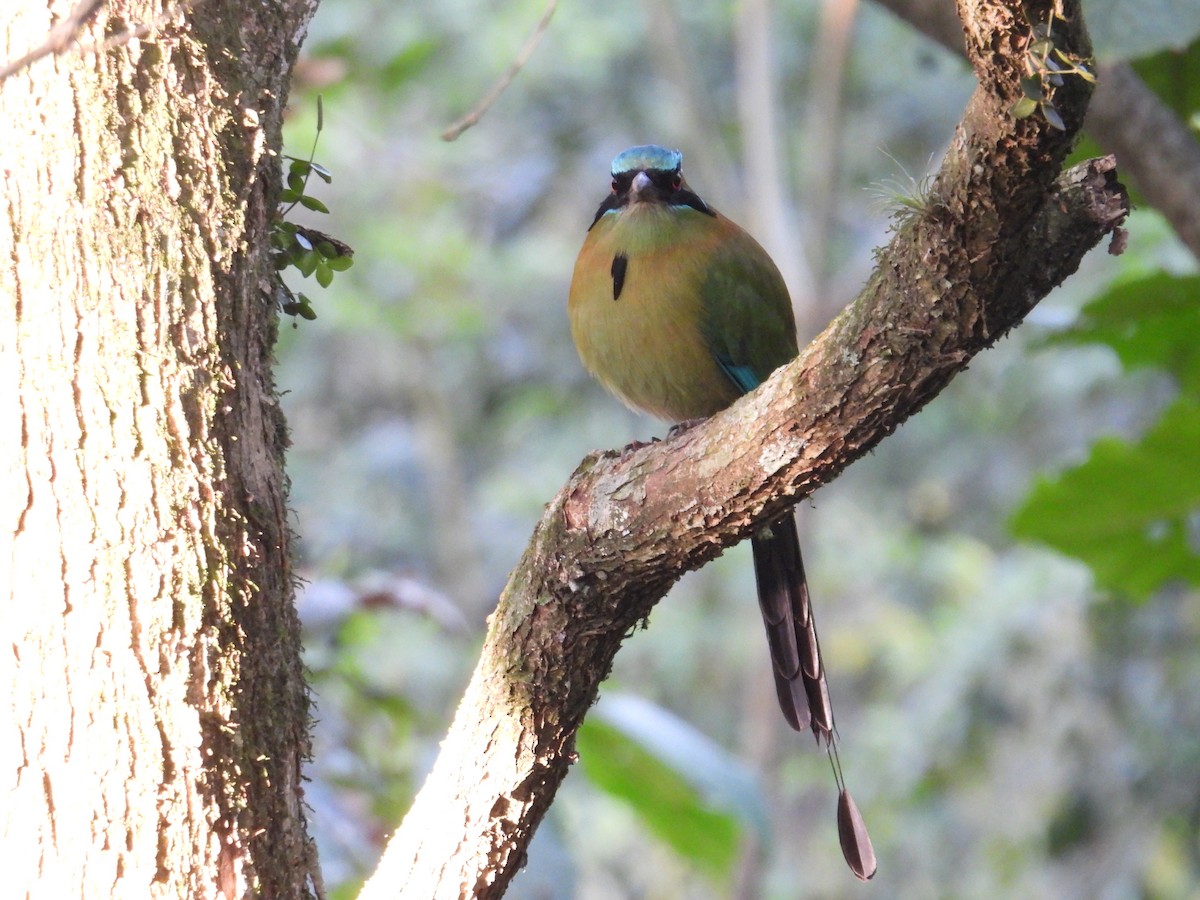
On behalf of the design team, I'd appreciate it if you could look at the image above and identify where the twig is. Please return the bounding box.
[0,0,105,82]
[0,0,193,83]
[440,0,559,141]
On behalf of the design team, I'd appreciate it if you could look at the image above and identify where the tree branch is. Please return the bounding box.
[0,0,104,81]
[0,0,199,84]
[1086,62,1200,258]
[361,1,1127,896]
[873,0,1200,260]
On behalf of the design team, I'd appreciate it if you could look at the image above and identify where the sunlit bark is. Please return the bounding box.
[2,1,318,895]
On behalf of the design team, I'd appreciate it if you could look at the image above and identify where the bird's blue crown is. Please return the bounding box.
[611,145,683,175]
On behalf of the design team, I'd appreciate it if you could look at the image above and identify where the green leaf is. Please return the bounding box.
[1059,49,1095,81]
[296,249,319,277]
[1040,102,1066,130]
[576,695,768,879]
[1010,397,1200,600]
[1011,96,1038,119]
[287,171,307,193]
[1021,75,1046,101]
[300,194,330,214]
[1029,37,1054,59]
[311,162,333,183]
[380,38,441,89]
[316,262,333,288]
[1132,37,1200,122]
[325,255,354,272]
[1047,272,1200,394]
[279,188,302,204]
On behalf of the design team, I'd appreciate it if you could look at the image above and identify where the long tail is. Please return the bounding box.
[750,513,833,740]
[751,513,877,881]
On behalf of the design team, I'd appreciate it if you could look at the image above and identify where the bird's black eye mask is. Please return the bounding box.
[588,167,715,230]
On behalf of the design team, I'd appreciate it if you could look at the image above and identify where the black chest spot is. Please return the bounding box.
[611,254,628,301]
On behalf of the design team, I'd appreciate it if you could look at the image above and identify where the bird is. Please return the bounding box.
[568,144,875,880]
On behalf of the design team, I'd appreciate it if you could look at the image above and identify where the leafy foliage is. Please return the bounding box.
[1011,397,1200,598]
[1011,16,1095,129]
[575,695,766,880]
[1132,36,1200,124]
[272,99,354,320]
[1048,273,1200,392]
[1012,271,1200,599]
[579,733,739,874]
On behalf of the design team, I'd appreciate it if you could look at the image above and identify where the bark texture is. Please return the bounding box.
[364,1,1128,897]
[2,1,317,896]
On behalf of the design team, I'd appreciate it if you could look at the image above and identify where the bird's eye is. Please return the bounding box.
[671,174,682,190]
[611,179,618,193]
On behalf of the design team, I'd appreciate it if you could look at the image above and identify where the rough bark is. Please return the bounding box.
[2,1,318,896]
[363,1,1128,897]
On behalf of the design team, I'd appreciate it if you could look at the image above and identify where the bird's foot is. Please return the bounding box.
[666,417,706,439]
[618,436,659,457]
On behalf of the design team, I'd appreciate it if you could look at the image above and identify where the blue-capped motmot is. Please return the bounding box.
[569,145,875,880]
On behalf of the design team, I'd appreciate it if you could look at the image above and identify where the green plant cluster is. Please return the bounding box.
[1011,17,1096,130]
[271,102,354,321]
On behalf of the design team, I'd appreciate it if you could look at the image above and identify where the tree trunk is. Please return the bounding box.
[2,1,318,896]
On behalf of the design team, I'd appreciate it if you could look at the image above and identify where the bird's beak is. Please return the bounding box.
[630,170,652,198]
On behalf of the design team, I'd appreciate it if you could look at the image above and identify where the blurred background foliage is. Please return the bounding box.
[276,0,1200,896]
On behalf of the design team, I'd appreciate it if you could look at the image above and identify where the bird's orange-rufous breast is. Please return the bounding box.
[568,202,755,421]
